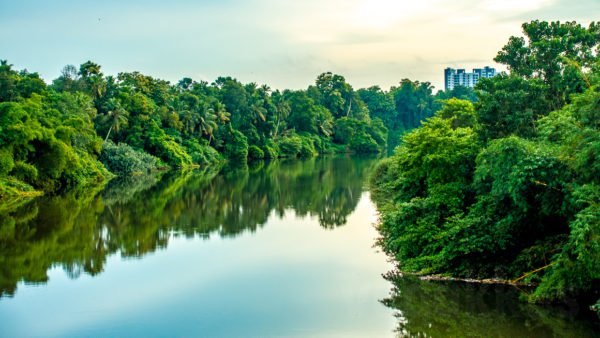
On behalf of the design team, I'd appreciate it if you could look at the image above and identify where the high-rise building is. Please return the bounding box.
[444,66,496,90]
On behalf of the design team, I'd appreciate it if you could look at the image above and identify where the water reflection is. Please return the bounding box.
[0,156,378,298]
[381,274,600,337]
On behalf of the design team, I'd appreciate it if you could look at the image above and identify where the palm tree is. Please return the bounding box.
[317,115,333,137]
[180,109,197,135]
[211,101,230,125]
[198,105,218,144]
[103,98,128,142]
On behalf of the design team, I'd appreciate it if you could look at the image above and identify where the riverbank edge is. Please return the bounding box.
[382,270,536,287]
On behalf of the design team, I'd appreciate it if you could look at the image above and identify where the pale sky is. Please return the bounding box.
[0,0,598,91]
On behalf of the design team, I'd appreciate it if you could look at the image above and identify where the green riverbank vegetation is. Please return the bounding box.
[0,59,473,201]
[371,20,600,310]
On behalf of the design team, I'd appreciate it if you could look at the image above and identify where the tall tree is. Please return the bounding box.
[495,20,600,109]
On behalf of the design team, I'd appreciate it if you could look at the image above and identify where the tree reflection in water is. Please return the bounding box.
[0,155,378,297]
[381,273,600,337]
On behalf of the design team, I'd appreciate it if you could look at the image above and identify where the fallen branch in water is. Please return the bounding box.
[384,270,539,287]
[419,275,526,286]
[511,263,555,284]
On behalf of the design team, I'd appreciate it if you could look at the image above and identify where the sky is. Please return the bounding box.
[0,0,598,91]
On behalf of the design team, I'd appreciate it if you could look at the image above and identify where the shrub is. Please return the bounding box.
[145,120,193,167]
[302,133,326,154]
[248,145,265,160]
[182,139,222,166]
[149,137,192,167]
[333,117,357,144]
[278,135,302,157]
[10,161,38,182]
[100,141,158,176]
[0,149,14,176]
[223,129,249,160]
[299,137,318,157]
[263,140,279,159]
[349,131,380,153]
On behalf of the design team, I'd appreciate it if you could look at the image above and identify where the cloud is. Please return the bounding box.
[491,0,600,24]
[0,0,598,90]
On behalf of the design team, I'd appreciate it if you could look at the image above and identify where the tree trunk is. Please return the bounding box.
[104,125,113,143]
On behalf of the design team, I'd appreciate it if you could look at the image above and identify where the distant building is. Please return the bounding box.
[444,66,496,90]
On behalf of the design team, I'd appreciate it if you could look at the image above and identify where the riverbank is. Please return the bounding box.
[0,177,43,207]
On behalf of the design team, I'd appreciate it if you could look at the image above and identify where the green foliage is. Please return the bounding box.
[147,132,193,167]
[100,141,158,176]
[219,128,248,160]
[476,74,551,141]
[11,161,38,183]
[248,145,265,160]
[333,117,387,153]
[4,58,431,195]
[298,136,318,158]
[349,130,379,154]
[0,149,14,176]
[531,184,599,303]
[0,89,109,194]
[182,138,222,166]
[0,56,476,260]
[390,79,436,130]
[275,133,323,158]
[371,110,481,273]
[435,85,477,103]
[495,20,600,109]
[371,20,600,312]
[0,176,40,202]
[436,98,477,129]
[278,135,303,157]
[262,140,279,159]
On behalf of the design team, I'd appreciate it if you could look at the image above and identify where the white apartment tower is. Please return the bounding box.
[444,66,496,90]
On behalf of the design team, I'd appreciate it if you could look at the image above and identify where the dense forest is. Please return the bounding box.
[0,57,472,201]
[371,20,600,312]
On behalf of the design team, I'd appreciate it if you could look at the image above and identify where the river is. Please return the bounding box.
[0,156,597,337]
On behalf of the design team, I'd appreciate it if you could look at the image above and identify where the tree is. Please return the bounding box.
[0,60,17,102]
[475,74,551,141]
[390,79,435,130]
[358,86,396,127]
[79,61,106,101]
[101,99,129,142]
[495,20,600,109]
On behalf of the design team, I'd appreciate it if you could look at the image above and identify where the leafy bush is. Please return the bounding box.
[299,136,318,157]
[263,141,279,159]
[367,118,388,148]
[333,117,385,153]
[0,149,14,176]
[223,129,249,160]
[0,177,39,200]
[182,139,222,166]
[10,161,38,182]
[278,135,302,157]
[333,117,357,144]
[144,120,193,167]
[349,131,379,153]
[248,145,265,160]
[148,136,192,167]
[100,141,158,176]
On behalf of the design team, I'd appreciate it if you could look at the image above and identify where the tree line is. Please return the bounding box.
[0,59,473,200]
[371,20,600,311]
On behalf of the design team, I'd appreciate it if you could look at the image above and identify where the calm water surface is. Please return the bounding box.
[0,156,598,337]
